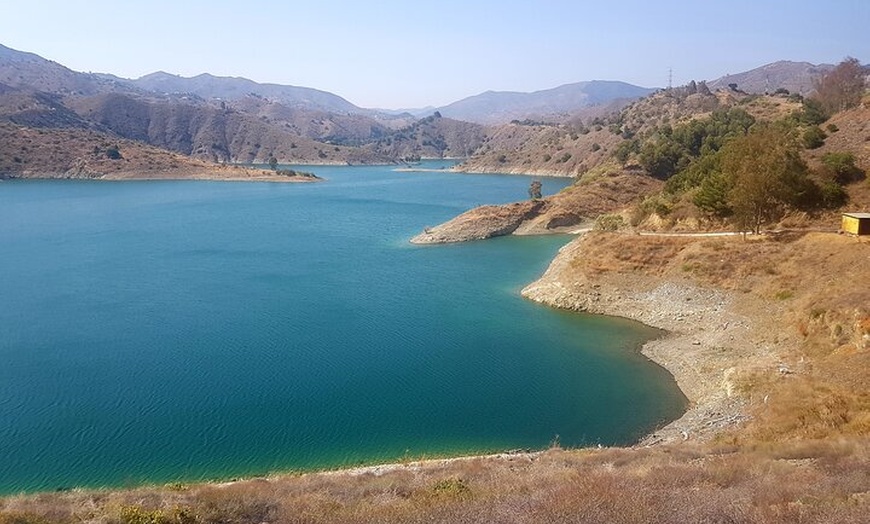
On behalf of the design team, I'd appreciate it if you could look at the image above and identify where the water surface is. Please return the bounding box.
[0,164,686,492]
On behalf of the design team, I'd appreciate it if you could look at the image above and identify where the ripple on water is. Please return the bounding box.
[0,171,685,493]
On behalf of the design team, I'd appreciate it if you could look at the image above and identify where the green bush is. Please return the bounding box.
[821,152,864,183]
[431,477,472,499]
[802,126,826,149]
[613,139,639,163]
[819,181,848,208]
[594,214,625,231]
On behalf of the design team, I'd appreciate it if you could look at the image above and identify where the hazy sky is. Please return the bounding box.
[2,0,867,109]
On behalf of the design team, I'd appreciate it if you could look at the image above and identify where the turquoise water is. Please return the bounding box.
[0,164,686,493]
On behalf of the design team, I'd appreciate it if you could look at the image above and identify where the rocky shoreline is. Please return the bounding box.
[520,234,780,445]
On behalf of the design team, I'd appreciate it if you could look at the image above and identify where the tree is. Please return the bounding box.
[721,126,810,234]
[528,180,542,200]
[268,156,278,171]
[693,169,733,217]
[812,57,867,116]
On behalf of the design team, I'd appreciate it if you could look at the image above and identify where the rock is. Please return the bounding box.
[411,200,545,244]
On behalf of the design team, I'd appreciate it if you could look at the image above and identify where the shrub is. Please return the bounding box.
[821,152,864,183]
[802,126,826,149]
[594,214,625,231]
[819,181,848,208]
[613,139,640,164]
[431,477,472,499]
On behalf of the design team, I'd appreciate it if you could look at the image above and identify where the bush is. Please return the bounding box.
[613,139,640,164]
[431,477,472,499]
[594,214,625,231]
[821,152,864,183]
[819,181,848,208]
[802,126,826,149]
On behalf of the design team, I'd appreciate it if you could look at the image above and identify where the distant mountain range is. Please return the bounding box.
[0,41,853,178]
[707,60,834,95]
[434,81,657,124]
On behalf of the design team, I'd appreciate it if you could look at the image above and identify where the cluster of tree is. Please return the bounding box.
[625,107,756,180]
[619,58,867,233]
[266,156,316,177]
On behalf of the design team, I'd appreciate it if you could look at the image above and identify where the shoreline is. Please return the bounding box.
[1,170,323,183]
[521,233,781,445]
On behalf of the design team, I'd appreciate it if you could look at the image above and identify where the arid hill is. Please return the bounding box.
[436,80,656,124]
[707,60,834,95]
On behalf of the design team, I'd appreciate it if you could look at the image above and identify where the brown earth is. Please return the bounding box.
[0,123,319,182]
[411,170,662,243]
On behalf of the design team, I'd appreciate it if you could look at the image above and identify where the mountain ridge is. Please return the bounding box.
[435,80,657,124]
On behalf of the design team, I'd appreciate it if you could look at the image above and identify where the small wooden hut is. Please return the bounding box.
[842,212,870,235]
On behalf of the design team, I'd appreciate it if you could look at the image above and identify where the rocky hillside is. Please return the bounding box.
[65,92,393,165]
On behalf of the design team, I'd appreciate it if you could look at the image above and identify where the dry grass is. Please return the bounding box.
[2,443,867,523]
[563,230,870,448]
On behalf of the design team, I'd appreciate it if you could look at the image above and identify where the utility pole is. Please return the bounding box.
[668,67,673,90]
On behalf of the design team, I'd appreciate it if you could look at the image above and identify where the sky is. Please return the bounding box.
[1,0,867,109]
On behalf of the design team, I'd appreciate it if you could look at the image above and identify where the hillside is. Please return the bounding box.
[370,113,486,160]
[65,92,393,165]
[437,80,656,124]
[129,71,364,114]
[0,43,134,96]
[0,121,316,182]
[708,60,834,95]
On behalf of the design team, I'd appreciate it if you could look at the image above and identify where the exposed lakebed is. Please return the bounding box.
[0,163,686,493]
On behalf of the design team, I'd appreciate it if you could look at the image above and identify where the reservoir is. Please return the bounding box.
[0,163,686,493]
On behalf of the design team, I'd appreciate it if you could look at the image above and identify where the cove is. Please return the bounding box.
[0,163,687,493]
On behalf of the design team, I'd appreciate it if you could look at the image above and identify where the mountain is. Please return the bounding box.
[0,43,134,96]
[436,81,657,125]
[707,60,834,95]
[130,71,364,114]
